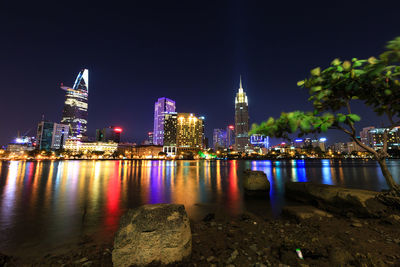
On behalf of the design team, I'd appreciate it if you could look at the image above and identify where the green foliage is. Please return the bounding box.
[251,37,400,141]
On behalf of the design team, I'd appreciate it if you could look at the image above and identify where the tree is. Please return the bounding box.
[251,37,400,201]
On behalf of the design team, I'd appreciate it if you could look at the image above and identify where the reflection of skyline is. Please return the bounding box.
[0,159,398,254]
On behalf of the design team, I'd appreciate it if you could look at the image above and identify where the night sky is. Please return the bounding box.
[1,1,400,146]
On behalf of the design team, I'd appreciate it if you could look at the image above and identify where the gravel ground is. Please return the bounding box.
[2,207,400,266]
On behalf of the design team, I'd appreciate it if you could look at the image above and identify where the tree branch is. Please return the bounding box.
[346,100,352,115]
[351,134,378,156]
[335,124,377,156]
[386,109,395,128]
[333,125,352,135]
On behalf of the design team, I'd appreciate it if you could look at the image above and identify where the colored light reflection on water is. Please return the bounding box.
[0,159,399,256]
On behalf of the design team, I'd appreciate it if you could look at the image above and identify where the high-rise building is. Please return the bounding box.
[360,126,375,146]
[213,128,227,149]
[61,69,89,138]
[226,125,235,148]
[37,121,69,151]
[176,113,204,150]
[96,126,123,143]
[163,112,178,155]
[369,127,400,150]
[147,132,154,145]
[153,97,176,145]
[234,76,250,151]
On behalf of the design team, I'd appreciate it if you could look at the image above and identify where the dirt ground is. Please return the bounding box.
[2,205,400,267]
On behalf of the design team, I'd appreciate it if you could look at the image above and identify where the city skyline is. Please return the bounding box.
[1,1,400,146]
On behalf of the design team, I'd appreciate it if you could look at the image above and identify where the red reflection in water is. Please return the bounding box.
[227,160,240,214]
[104,162,122,232]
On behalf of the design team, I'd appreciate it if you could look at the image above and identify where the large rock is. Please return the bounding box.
[242,170,270,197]
[282,205,333,221]
[285,182,388,217]
[112,204,192,267]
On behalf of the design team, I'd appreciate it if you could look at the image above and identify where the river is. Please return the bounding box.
[0,159,399,256]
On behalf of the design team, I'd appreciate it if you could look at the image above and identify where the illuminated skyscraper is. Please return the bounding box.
[234,76,250,151]
[176,113,204,150]
[153,97,176,145]
[61,69,89,138]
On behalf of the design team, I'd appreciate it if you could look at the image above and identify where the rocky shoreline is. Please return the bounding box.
[2,206,400,267]
[2,181,400,266]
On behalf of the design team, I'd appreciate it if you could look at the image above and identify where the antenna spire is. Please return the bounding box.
[239,75,243,89]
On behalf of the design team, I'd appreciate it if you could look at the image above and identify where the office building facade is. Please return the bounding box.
[96,126,122,143]
[163,112,178,155]
[213,128,227,149]
[61,69,89,138]
[226,125,235,148]
[153,97,176,145]
[37,121,69,150]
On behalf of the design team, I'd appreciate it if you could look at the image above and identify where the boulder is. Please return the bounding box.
[242,170,270,197]
[282,205,333,221]
[285,182,388,217]
[112,204,192,267]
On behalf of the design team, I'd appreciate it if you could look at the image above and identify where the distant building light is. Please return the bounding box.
[228,125,234,130]
[15,138,24,144]
[294,138,303,142]
[319,137,327,142]
[114,127,123,133]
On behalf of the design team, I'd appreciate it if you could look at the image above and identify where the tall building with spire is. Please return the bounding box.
[234,76,250,151]
[61,69,89,138]
[153,97,176,145]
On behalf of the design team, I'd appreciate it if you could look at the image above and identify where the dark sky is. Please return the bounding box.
[1,0,399,146]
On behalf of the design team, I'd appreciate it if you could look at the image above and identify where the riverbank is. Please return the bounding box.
[3,206,400,266]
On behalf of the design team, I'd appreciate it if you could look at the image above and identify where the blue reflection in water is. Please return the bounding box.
[250,160,276,196]
[296,160,307,182]
[321,159,333,185]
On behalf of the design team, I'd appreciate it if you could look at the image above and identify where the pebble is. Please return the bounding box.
[227,250,239,263]
[75,257,88,264]
[351,222,363,227]
[82,261,93,267]
[394,238,400,243]
[218,227,222,230]
[250,244,258,252]
[207,256,215,262]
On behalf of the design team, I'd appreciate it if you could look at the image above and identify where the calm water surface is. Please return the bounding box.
[0,159,399,256]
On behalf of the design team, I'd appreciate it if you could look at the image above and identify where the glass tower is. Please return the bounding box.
[234,76,250,151]
[61,69,89,138]
[153,97,176,145]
